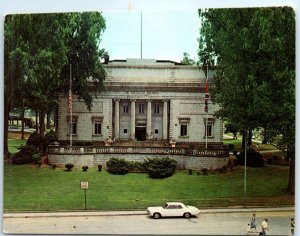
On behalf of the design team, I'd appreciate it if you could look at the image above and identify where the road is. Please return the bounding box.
[3,210,294,235]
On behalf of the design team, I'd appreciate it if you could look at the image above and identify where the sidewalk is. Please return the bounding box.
[3,206,294,218]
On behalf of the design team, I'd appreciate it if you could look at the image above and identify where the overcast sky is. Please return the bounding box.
[101,10,200,62]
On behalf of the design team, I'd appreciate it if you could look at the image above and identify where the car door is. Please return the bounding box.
[177,204,185,216]
[164,204,178,217]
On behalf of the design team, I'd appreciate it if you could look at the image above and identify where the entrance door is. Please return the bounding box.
[135,127,146,141]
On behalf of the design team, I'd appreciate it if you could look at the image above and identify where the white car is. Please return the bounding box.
[147,202,200,219]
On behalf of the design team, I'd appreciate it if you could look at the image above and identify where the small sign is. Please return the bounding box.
[80,181,89,189]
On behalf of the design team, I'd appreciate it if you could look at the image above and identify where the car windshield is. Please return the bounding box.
[162,203,168,209]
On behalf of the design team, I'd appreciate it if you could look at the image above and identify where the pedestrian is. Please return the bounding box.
[291,218,295,235]
[250,213,257,231]
[261,218,269,235]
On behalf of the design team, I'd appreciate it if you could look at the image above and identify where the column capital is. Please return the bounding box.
[114,99,120,102]
[130,99,136,102]
[163,99,169,103]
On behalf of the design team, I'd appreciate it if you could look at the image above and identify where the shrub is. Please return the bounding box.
[202,168,209,175]
[45,130,58,146]
[144,157,177,179]
[97,164,102,172]
[26,132,44,148]
[11,145,38,165]
[82,166,88,171]
[51,164,57,170]
[236,149,265,167]
[65,163,74,171]
[106,158,129,175]
[32,153,41,164]
[228,144,234,150]
[128,161,148,173]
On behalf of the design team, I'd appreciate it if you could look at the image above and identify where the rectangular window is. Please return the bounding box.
[124,129,127,134]
[180,124,188,136]
[123,103,129,114]
[154,103,160,114]
[139,103,144,114]
[155,129,158,134]
[94,123,102,135]
[68,122,77,135]
[205,124,213,137]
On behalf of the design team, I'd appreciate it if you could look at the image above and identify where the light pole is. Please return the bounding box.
[243,129,248,208]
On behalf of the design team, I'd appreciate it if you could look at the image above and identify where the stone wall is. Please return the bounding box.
[48,153,229,170]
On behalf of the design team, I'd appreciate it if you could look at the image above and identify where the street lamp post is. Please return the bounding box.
[243,129,247,208]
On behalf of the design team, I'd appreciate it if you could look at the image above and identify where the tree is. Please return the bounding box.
[4,12,107,156]
[181,52,196,65]
[198,7,295,194]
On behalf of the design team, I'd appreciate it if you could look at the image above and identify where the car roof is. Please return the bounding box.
[166,202,184,205]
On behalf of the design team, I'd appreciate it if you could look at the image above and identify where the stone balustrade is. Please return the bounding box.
[48,145,229,158]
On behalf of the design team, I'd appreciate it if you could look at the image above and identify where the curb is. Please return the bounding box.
[3,207,294,219]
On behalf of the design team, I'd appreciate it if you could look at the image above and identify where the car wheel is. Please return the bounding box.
[153,213,161,219]
[183,212,191,219]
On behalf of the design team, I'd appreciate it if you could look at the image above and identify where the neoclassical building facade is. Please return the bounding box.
[57,59,223,146]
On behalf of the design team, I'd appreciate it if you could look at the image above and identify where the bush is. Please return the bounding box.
[45,130,58,146]
[144,157,177,179]
[11,145,38,165]
[236,149,265,167]
[202,168,209,175]
[97,164,102,172]
[32,153,41,164]
[82,166,88,171]
[106,158,129,175]
[65,163,74,171]
[128,161,148,173]
[51,164,57,170]
[26,132,45,148]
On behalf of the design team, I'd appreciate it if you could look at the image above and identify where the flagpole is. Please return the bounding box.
[140,11,143,59]
[205,62,208,149]
[69,64,72,147]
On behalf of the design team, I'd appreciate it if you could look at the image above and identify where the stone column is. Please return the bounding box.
[146,100,152,139]
[114,99,120,140]
[163,100,168,140]
[130,99,136,140]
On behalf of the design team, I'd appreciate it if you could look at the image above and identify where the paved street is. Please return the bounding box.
[3,208,294,235]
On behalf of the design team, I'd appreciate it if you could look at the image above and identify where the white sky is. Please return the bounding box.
[101,10,200,62]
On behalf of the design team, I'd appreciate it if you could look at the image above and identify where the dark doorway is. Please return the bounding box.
[136,126,146,141]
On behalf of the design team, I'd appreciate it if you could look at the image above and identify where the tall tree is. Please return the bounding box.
[4,12,106,155]
[198,7,295,194]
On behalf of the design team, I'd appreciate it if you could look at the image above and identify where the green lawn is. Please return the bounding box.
[8,139,27,154]
[4,163,293,212]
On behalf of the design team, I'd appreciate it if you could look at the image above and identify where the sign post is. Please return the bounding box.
[80,181,89,210]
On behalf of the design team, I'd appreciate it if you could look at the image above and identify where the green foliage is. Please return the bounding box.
[202,168,209,175]
[82,166,89,171]
[10,145,38,164]
[106,158,129,175]
[44,130,58,146]
[26,132,44,147]
[65,163,74,171]
[144,157,177,179]
[32,153,41,164]
[237,150,265,167]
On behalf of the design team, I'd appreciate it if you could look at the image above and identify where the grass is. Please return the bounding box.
[4,163,293,212]
[223,139,278,151]
[8,139,27,154]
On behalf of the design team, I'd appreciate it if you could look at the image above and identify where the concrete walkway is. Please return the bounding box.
[4,206,294,218]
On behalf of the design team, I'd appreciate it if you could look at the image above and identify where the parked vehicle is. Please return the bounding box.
[147,202,200,219]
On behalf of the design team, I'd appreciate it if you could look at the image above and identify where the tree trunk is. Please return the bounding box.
[55,104,58,133]
[287,144,295,195]
[4,96,10,158]
[39,110,46,135]
[242,131,246,149]
[21,100,25,139]
[247,130,252,147]
[35,110,39,133]
[46,111,51,129]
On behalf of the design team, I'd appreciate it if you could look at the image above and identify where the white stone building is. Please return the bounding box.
[57,59,223,146]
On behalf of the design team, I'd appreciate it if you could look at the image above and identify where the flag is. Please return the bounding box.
[204,78,209,113]
[68,87,72,113]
